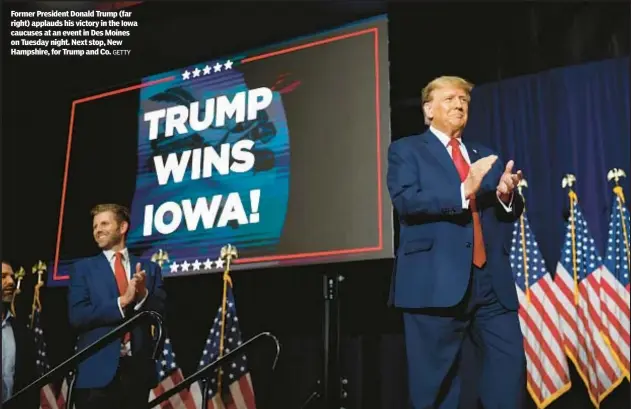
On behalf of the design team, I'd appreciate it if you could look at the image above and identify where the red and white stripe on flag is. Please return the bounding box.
[40,377,74,409]
[39,383,59,409]
[510,212,572,409]
[149,368,197,409]
[599,265,630,380]
[190,373,256,409]
[554,264,625,407]
[516,277,572,409]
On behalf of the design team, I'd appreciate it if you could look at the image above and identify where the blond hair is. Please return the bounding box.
[421,76,474,125]
[91,203,131,226]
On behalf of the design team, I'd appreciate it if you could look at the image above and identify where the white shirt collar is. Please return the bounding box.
[103,247,129,262]
[2,309,13,326]
[430,125,462,148]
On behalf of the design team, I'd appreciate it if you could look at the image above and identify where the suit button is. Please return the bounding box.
[465,242,472,248]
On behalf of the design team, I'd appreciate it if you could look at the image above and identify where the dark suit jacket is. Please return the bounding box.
[4,313,39,409]
[67,253,166,389]
[386,130,524,310]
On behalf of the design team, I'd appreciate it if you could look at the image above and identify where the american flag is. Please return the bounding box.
[56,365,73,409]
[190,285,256,409]
[510,212,571,408]
[148,336,197,409]
[553,193,625,407]
[600,187,631,380]
[30,308,66,409]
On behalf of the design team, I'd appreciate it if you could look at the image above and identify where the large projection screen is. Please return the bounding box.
[52,15,392,283]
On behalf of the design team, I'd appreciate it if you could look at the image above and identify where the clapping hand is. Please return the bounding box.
[133,262,148,300]
[463,155,498,199]
[497,160,522,201]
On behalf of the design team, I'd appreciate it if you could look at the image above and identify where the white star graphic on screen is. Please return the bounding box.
[181,260,191,271]
[170,261,179,273]
[215,257,224,269]
[204,259,213,270]
[213,62,222,72]
[202,65,212,75]
[192,67,201,77]
[192,260,202,271]
[181,70,190,80]
[224,60,233,70]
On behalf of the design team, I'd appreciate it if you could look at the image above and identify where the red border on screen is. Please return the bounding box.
[53,26,383,280]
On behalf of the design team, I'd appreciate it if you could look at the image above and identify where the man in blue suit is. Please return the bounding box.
[68,203,166,409]
[387,76,526,409]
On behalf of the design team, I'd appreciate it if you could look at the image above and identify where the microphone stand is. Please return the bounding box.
[299,273,348,409]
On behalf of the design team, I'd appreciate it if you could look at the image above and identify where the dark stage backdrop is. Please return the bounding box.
[2,3,630,409]
[463,57,631,276]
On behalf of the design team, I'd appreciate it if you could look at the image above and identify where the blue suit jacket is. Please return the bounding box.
[68,253,166,389]
[387,130,524,310]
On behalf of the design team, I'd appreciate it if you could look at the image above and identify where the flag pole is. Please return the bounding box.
[517,180,530,304]
[562,174,580,305]
[218,244,237,393]
[151,249,170,268]
[607,168,630,275]
[30,261,46,328]
[151,249,170,338]
[10,267,25,318]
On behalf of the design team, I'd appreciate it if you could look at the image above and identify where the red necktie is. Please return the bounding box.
[448,139,487,268]
[113,252,131,345]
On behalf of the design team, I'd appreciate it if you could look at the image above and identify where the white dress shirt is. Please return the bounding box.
[2,311,16,402]
[102,248,148,317]
[430,126,514,212]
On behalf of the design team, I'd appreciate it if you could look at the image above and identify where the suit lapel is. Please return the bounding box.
[463,142,486,220]
[129,254,139,281]
[465,142,481,164]
[422,131,461,184]
[94,253,120,299]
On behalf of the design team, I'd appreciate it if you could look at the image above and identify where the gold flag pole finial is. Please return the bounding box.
[151,249,170,268]
[562,174,577,193]
[217,244,238,393]
[562,174,579,305]
[607,168,626,186]
[10,267,26,317]
[30,261,47,328]
[220,244,238,277]
[607,169,630,286]
[608,168,627,203]
[517,179,531,304]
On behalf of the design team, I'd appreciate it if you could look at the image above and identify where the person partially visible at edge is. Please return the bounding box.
[386,76,526,409]
[2,259,39,408]
[68,203,167,409]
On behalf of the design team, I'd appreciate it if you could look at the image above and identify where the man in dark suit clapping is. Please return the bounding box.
[387,76,526,409]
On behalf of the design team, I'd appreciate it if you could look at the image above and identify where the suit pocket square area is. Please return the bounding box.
[403,238,434,255]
